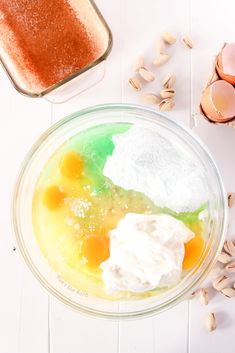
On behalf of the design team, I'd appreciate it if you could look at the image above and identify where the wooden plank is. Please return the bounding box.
[120,0,191,352]
[0,66,51,353]
[50,1,191,353]
[121,0,192,126]
[51,0,124,121]
[50,0,122,351]
[190,1,235,352]
[154,302,189,353]
[17,267,50,353]
[119,318,155,353]
[50,300,118,353]
[4,1,235,353]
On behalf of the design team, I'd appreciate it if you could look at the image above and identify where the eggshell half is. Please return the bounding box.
[216,63,235,85]
[216,43,235,84]
[217,43,226,69]
[200,80,235,123]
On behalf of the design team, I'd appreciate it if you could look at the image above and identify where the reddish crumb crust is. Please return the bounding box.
[0,0,104,93]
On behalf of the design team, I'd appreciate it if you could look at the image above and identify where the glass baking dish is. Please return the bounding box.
[0,0,112,103]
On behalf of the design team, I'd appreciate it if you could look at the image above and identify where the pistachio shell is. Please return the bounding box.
[199,288,209,305]
[160,88,175,99]
[217,251,232,264]
[225,261,235,273]
[206,313,216,332]
[223,240,235,256]
[182,35,193,49]
[138,67,155,82]
[155,39,166,54]
[153,53,170,67]
[128,77,142,91]
[159,98,175,111]
[142,93,161,105]
[220,287,235,298]
[162,73,176,88]
[162,32,176,45]
[212,275,229,291]
[228,193,235,208]
[133,55,144,72]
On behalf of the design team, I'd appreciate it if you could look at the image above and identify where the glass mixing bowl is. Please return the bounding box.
[12,104,228,319]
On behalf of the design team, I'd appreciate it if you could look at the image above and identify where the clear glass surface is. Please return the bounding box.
[12,104,228,319]
[0,0,112,102]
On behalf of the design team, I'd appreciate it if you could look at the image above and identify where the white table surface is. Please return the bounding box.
[1,1,235,352]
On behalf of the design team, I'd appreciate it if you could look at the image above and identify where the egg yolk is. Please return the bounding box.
[81,234,110,268]
[42,185,65,210]
[183,233,205,270]
[60,151,83,179]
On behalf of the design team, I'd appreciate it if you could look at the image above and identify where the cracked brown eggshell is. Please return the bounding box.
[200,80,235,123]
[216,43,235,85]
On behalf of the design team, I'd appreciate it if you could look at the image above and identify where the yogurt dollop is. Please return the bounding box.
[100,213,194,294]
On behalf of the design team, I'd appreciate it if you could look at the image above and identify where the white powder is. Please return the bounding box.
[65,197,92,218]
[103,126,208,213]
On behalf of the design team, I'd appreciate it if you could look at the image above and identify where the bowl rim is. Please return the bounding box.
[11,103,228,319]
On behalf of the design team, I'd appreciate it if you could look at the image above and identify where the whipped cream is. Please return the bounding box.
[100,213,194,294]
[103,126,208,213]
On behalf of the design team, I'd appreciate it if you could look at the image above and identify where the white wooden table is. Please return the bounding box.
[1,1,235,352]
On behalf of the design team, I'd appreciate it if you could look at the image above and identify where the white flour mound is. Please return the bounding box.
[103,126,208,213]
